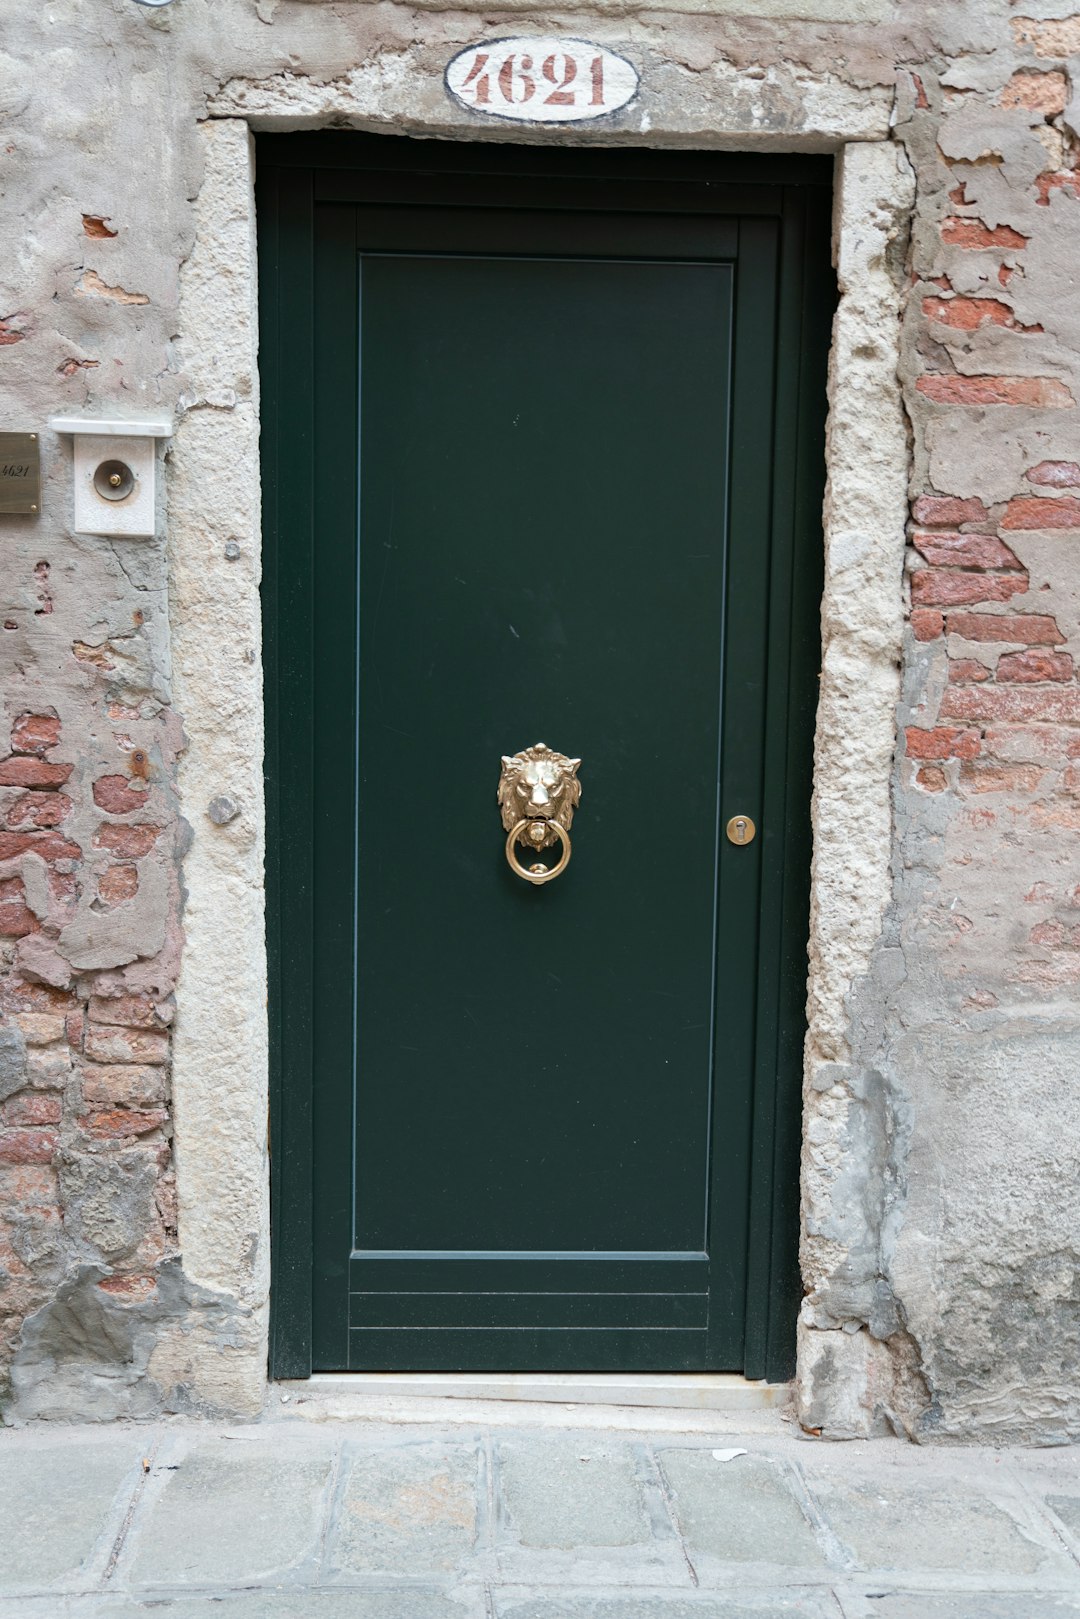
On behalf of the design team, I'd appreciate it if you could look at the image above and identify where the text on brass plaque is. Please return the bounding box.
[0,433,40,515]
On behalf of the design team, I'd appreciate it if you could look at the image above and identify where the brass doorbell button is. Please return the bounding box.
[93,458,137,502]
[726,815,756,845]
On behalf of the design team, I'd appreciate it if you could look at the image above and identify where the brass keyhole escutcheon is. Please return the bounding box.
[726,814,756,846]
[498,742,582,885]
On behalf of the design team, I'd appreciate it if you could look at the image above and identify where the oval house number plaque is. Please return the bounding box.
[445,37,638,123]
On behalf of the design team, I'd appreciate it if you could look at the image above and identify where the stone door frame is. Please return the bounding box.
[167,85,913,1418]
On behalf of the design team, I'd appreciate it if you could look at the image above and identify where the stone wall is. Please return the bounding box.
[0,0,1079,1436]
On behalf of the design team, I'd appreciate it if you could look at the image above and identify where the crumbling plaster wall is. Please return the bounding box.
[1,0,1079,1436]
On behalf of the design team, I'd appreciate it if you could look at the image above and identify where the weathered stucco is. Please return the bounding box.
[1,0,1079,1437]
[797,138,918,1438]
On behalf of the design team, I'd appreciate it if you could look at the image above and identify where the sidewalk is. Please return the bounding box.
[2,1404,1079,1617]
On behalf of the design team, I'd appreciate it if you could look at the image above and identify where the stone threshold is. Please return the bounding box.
[304,1372,787,1410]
[267,1372,794,1431]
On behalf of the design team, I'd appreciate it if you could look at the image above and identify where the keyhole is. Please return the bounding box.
[725,814,756,846]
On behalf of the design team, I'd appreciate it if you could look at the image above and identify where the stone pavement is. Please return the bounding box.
[2,1412,1080,1617]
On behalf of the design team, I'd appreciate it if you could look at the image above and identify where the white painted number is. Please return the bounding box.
[445,38,638,124]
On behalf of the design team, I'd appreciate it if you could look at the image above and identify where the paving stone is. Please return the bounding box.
[499,1439,654,1550]
[0,1439,141,1590]
[126,1440,332,1587]
[495,1438,683,1584]
[1049,1496,1080,1538]
[496,1591,838,1618]
[836,1595,1080,1619]
[808,1477,1058,1576]
[330,1439,479,1578]
[655,1449,828,1569]
[0,1595,487,1619]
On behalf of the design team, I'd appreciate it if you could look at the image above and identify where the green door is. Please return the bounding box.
[259,136,832,1380]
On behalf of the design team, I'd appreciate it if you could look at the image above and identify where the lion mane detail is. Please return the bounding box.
[498,742,582,849]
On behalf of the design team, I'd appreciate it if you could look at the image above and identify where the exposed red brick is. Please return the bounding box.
[911,608,945,641]
[92,775,149,815]
[1000,68,1068,115]
[81,214,117,239]
[946,612,1064,645]
[1027,461,1080,487]
[0,1094,61,1127]
[88,993,166,1029]
[66,1009,84,1051]
[997,648,1075,682]
[1035,171,1080,206]
[84,1026,169,1066]
[905,726,982,761]
[6,791,73,829]
[911,72,930,109]
[1012,13,1080,53]
[948,659,991,683]
[959,762,1045,794]
[0,1165,58,1204]
[941,686,1080,724]
[91,823,161,856]
[0,878,38,938]
[911,570,1028,608]
[0,830,81,863]
[82,1063,167,1107]
[912,530,1023,570]
[0,757,72,788]
[1028,803,1080,832]
[17,1012,65,1045]
[48,870,76,922]
[97,865,138,906]
[85,1108,168,1140]
[97,1274,159,1302]
[985,721,1079,762]
[1000,495,1080,529]
[0,907,39,942]
[915,374,1074,407]
[998,264,1014,288]
[72,641,115,671]
[915,765,948,791]
[10,714,60,756]
[912,495,989,527]
[0,1129,59,1165]
[940,217,1029,250]
[0,314,29,345]
[0,982,76,1016]
[922,295,1036,331]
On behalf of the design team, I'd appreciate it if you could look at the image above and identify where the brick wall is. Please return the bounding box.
[0,706,179,1402]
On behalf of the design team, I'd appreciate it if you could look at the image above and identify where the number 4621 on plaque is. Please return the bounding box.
[445,38,639,124]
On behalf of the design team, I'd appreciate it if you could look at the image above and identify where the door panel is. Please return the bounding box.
[356,251,730,1264]
[259,136,833,1381]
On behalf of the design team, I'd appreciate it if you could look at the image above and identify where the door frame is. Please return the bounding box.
[168,118,913,1422]
[257,133,834,1384]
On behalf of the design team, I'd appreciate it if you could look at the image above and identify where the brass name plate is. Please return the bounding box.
[0,432,40,515]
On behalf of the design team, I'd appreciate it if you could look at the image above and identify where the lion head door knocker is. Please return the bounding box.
[498,743,582,885]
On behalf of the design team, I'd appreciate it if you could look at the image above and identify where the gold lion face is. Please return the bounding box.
[498,742,582,847]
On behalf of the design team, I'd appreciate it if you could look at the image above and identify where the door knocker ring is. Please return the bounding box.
[497,743,581,886]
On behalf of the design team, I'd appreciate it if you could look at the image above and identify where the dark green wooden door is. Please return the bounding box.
[259,136,832,1381]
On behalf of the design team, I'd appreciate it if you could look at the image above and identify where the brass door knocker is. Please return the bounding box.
[498,742,581,885]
